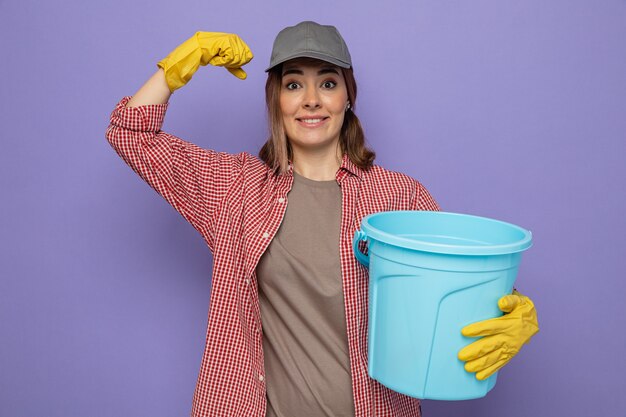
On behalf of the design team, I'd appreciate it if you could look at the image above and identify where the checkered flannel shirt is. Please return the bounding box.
[106,96,440,416]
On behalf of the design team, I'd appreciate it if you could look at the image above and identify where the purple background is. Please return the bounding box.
[1,0,625,416]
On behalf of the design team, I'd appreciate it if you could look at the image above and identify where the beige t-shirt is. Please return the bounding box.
[256,171,355,417]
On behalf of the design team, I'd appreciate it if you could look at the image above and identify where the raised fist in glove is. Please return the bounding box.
[458,290,539,380]
[157,31,254,92]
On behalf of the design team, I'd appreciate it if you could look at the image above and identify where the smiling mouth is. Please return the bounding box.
[297,117,329,126]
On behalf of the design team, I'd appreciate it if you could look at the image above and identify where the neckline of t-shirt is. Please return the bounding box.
[293,171,339,188]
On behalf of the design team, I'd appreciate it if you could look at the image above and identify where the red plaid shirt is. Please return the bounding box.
[106,96,440,417]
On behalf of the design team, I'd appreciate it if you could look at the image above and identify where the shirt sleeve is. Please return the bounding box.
[105,96,244,247]
[412,180,441,212]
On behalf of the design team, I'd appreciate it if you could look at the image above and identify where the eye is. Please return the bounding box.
[322,80,337,89]
[285,82,300,90]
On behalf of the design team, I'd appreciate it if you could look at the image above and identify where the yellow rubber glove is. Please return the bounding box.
[457,290,539,380]
[157,31,254,92]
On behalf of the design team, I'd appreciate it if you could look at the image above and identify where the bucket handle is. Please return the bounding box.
[353,229,370,267]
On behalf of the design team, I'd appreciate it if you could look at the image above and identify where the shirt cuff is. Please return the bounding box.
[109,96,169,132]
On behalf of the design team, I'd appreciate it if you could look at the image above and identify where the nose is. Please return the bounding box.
[303,87,321,109]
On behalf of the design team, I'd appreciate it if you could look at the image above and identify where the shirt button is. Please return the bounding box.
[245,279,251,285]
[262,232,270,239]
[259,375,265,382]
[278,197,285,203]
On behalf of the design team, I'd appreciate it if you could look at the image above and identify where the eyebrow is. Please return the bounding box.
[282,67,340,76]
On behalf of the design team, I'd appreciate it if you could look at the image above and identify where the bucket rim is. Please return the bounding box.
[360,210,532,256]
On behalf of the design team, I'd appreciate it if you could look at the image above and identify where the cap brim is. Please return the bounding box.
[265,51,351,72]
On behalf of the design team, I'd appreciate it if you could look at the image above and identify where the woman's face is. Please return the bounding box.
[279,59,349,154]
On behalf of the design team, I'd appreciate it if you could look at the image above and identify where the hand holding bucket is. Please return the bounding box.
[458,290,539,381]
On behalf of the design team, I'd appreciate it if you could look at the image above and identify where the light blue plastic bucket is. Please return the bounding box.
[353,211,532,400]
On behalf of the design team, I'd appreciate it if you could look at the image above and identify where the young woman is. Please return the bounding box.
[106,21,538,417]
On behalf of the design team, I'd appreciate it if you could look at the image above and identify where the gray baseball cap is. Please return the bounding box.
[265,21,352,72]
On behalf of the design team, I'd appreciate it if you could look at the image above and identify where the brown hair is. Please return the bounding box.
[258,58,376,175]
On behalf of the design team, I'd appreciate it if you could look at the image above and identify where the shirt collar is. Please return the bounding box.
[283,153,364,181]
[338,153,364,181]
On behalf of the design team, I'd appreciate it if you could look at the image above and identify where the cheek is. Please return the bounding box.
[327,99,347,119]
[324,91,349,115]
[334,113,346,130]
[279,94,296,117]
